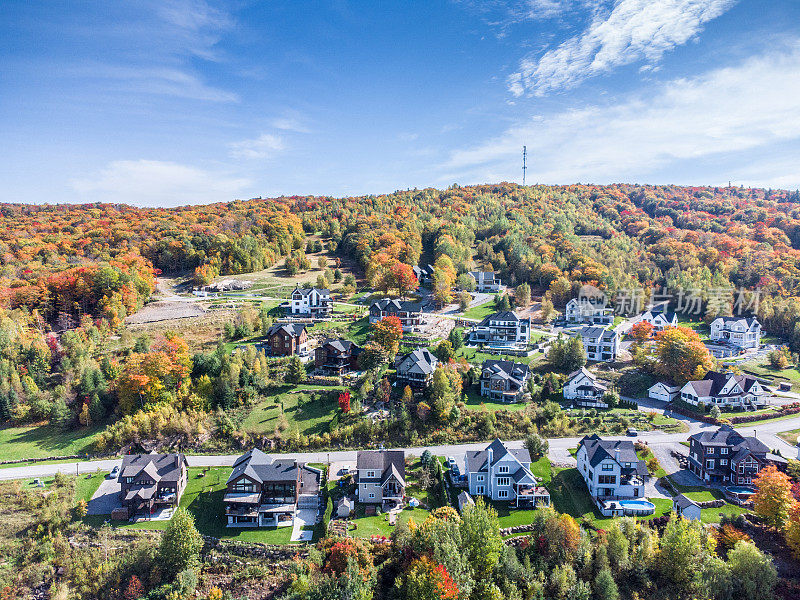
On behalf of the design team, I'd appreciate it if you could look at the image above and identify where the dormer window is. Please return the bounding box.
[498,465,509,474]
[367,470,376,478]
[602,463,613,471]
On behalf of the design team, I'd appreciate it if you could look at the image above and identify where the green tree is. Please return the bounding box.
[524,433,549,461]
[457,273,476,292]
[594,569,619,600]
[514,283,531,307]
[726,541,777,600]
[448,327,464,351]
[286,355,306,384]
[460,498,502,582]
[435,340,454,363]
[458,291,472,312]
[159,507,203,577]
[656,516,714,598]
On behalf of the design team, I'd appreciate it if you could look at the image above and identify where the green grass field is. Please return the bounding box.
[740,358,800,391]
[0,424,103,462]
[242,385,345,437]
[349,506,430,538]
[778,428,800,445]
[75,471,107,504]
[461,298,498,321]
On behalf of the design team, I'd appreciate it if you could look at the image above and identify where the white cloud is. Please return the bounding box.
[270,117,312,133]
[510,0,736,96]
[154,0,233,61]
[71,160,251,206]
[447,44,800,186]
[229,134,285,159]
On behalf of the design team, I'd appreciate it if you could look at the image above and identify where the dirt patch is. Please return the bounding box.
[126,309,236,351]
[125,300,207,324]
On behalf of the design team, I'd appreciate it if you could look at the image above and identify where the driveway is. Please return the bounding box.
[291,508,317,542]
[87,476,121,515]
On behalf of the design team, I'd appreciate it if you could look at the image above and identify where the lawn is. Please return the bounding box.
[75,471,107,504]
[778,428,800,445]
[86,467,296,544]
[455,347,534,367]
[461,298,498,321]
[349,506,430,538]
[700,503,750,524]
[740,358,800,390]
[242,385,344,437]
[0,423,104,461]
[463,387,530,412]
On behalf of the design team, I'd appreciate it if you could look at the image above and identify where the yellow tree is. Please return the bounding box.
[752,465,794,529]
[653,326,715,384]
[372,315,403,356]
[433,255,456,307]
[785,502,800,558]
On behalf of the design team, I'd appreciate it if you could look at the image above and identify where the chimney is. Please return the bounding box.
[175,454,179,468]
[614,447,620,463]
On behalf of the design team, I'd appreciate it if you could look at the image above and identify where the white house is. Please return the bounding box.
[565,298,613,326]
[465,439,550,508]
[633,303,677,332]
[479,360,531,403]
[673,494,701,521]
[680,371,769,410]
[576,435,651,517]
[468,311,531,349]
[648,381,680,403]
[355,450,406,506]
[468,271,505,293]
[288,286,331,317]
[563,367,608,408]
[577,326,620,362]
[709,316,761,350]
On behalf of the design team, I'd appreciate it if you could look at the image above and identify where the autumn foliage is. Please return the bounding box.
[338,390,351,413]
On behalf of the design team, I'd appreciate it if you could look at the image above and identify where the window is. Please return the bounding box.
[496,477,510,487]
[498,465,509,474]
[598,475,616,485]
[367,470,375,478]
[477,475,484,482]
[369,493,375,499]
[498,490,509,499]
[720,459,728,466]
[602,463,613,471]
[706,447,714,454]
[706,459,715,469]
[720,448,728,455]
[476,486,485,495]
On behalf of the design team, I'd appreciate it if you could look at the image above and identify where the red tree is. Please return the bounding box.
[391,262,418,297]
[629,321,654,343]
[123,575,144,600]
[338,390,351,413]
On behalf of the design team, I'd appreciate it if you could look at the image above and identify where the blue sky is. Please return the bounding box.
[1,0,800,206]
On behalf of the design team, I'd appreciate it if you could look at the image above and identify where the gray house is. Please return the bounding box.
[395,348,438,389]
[118,453,188,519]
[355,450,406,506]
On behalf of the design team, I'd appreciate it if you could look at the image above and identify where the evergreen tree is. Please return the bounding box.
[286,356,306,384]
[158,507,203,577]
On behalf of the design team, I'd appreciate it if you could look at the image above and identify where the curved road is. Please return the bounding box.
[2,403,798,482]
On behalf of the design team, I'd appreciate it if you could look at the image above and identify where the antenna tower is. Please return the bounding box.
[522,146,527,186]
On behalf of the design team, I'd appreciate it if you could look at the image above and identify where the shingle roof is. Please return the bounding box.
[578,326,618,341]
[267,323,306,338]
[481,360,530,386]
[227,448,303,484]
[119,453,186,483]
[674,494,697,510]
[396,348,438,375]
[579,435,645,471]
[689,425,769,454]
[292,286,330,297]
[567,366,595,382]
[370,298,423,313]
[714,316,759,328]
[465,439,531,474]
[356,450,405,484]
[684,371,762,398]
[479,311,522,325]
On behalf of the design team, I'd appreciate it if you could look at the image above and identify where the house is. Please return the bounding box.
[563,367,608,408]
[395,348,438,389]
[633,303,677,332]
[465,439,550,508]
[673,494,702,521]
[288,286,331,318]
[648,381,680,402]
[577,326,620,362]
[576,435,650,517]
[709,316,762,350]
[224,449,321,528]
[679,371,770,410]
[265,323,309,357]
[369,298,425,332]
[468,311,531,349]
[118,453,188,519]
[565,298,613,326]
[687,425,768,485]
[335,496,354,518]
[479,360,531,403]
[355,450,406,506]
[468,271,504,293]
[412,264,435,286]
[315,339,362,375]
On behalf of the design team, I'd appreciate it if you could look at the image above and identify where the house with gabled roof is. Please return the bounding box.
[288,286,331,317]
[468,271,504,293]
[577,326,620,362]
[709,316,761,349]
[412,264,435,286]
[673,494,701,521]
[265,323,309,357]
[224,448,321,528]
[687,425,769,485]
[118,453,188,519]
[576,435,650,516]
[467,311,530,349]
[479,360,530,403]
[679,371,769,410]
[395,348,438,389]
[648,381,681,402]
[465,439,550,508]
[633,303,677,332]
[563,367,608,407]
[355,450,406,506]
[369,298,424,332]
[315,338,362,375]
[565,298,613,325]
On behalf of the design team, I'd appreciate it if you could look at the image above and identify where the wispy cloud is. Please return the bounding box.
[447,43,800,186]
[153,0,233,61]
[509,0,736,96]
[71,159,251,207]
[229,133,285,159]
[270,117,312,134]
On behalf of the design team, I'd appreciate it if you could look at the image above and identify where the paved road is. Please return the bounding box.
[2,409,798,482]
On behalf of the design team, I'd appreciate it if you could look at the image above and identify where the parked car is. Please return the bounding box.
[451,464,460,477]
[446,456,457,469]
[107,466,119,479]
[626,428,638,437]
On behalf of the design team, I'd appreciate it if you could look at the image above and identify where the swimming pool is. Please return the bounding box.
[619,500,656,516]
[726,486,755,496]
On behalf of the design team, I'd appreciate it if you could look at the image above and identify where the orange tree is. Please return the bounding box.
[402,556,459,600]
[785,502,800,558]
[629,321,654,343]
[752,465,795,529]
[372,315,403,356]
[653,326,714,384]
